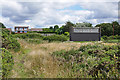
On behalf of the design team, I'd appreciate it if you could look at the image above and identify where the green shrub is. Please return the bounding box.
[13,33,68,42]
[52,44,120,78]
[1,29,20,52]
[11,32,15,34]
[64,32,69,37]
[25,39,43,44]
[12,33,44,39]
[1,48,14,77]
[105,35,120,40]
[102,36,108,40]
[117,35,120,39]
[43,34,68,42]
[114,35,119,39]
[101,37,104,41]
[107,36,114,40]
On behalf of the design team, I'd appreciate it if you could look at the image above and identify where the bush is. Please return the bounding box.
[101,37,104,41]
[0,22,6,28]
[64,32,69,37]
[114,35,119,39]
[25,39,43,44]
[11,32,15,34]
[1,48,14,77]
[1,29,20,52]
[52,44,120,78]
[107,36,113,40]
[118,36,120,39]
[12,33,68,42]
[43,34,68,42]
[114,35,120,39]
[103,35,120,40]
[102,36,108,40]
[12,33,44,39]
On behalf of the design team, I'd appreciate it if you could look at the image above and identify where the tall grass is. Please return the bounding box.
[8,39,92,78]
[8,39,118,78]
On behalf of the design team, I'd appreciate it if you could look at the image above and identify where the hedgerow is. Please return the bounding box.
[43,34,68,42]
[13,33,68,43]
[102,35,120,40]
[13,33,68,42]
[12,33,44,39]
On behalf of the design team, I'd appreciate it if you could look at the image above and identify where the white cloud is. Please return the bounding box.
[79,2,118,19]
[8,0,120,2]
[0,0,119,31]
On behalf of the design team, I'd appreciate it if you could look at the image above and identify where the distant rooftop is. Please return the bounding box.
[15,26,29,28]
[29,28,43,31]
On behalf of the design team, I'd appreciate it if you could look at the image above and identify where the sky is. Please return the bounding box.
[0,0,119,31]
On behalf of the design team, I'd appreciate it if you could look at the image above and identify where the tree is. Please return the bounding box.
[49,26,54,32]
[54,25,59,32]
[95,23,113,36]
[112,21,120,35]
[56,26,64,34]
[95,21,120,36]
[49,26,53,30]
[0,22,6,28]
[75,22,92,27]
[63,21,74,33]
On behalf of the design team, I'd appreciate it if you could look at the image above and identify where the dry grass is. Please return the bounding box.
[22,40,94,78]
[9,39,117,78]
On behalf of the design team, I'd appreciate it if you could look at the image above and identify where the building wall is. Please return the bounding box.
[70,33,100,41]
[70,27,101,41]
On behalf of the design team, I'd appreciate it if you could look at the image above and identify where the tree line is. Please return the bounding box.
[42,21,120,36]
[0,21,120,36]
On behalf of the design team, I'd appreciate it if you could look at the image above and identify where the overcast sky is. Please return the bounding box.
[0,0,119,30]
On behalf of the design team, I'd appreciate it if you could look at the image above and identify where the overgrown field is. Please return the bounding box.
[7,39,93,78]
[6,38,119,78]
[1,31,120,78]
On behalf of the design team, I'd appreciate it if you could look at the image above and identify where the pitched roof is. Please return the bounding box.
[15,26,29,28]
